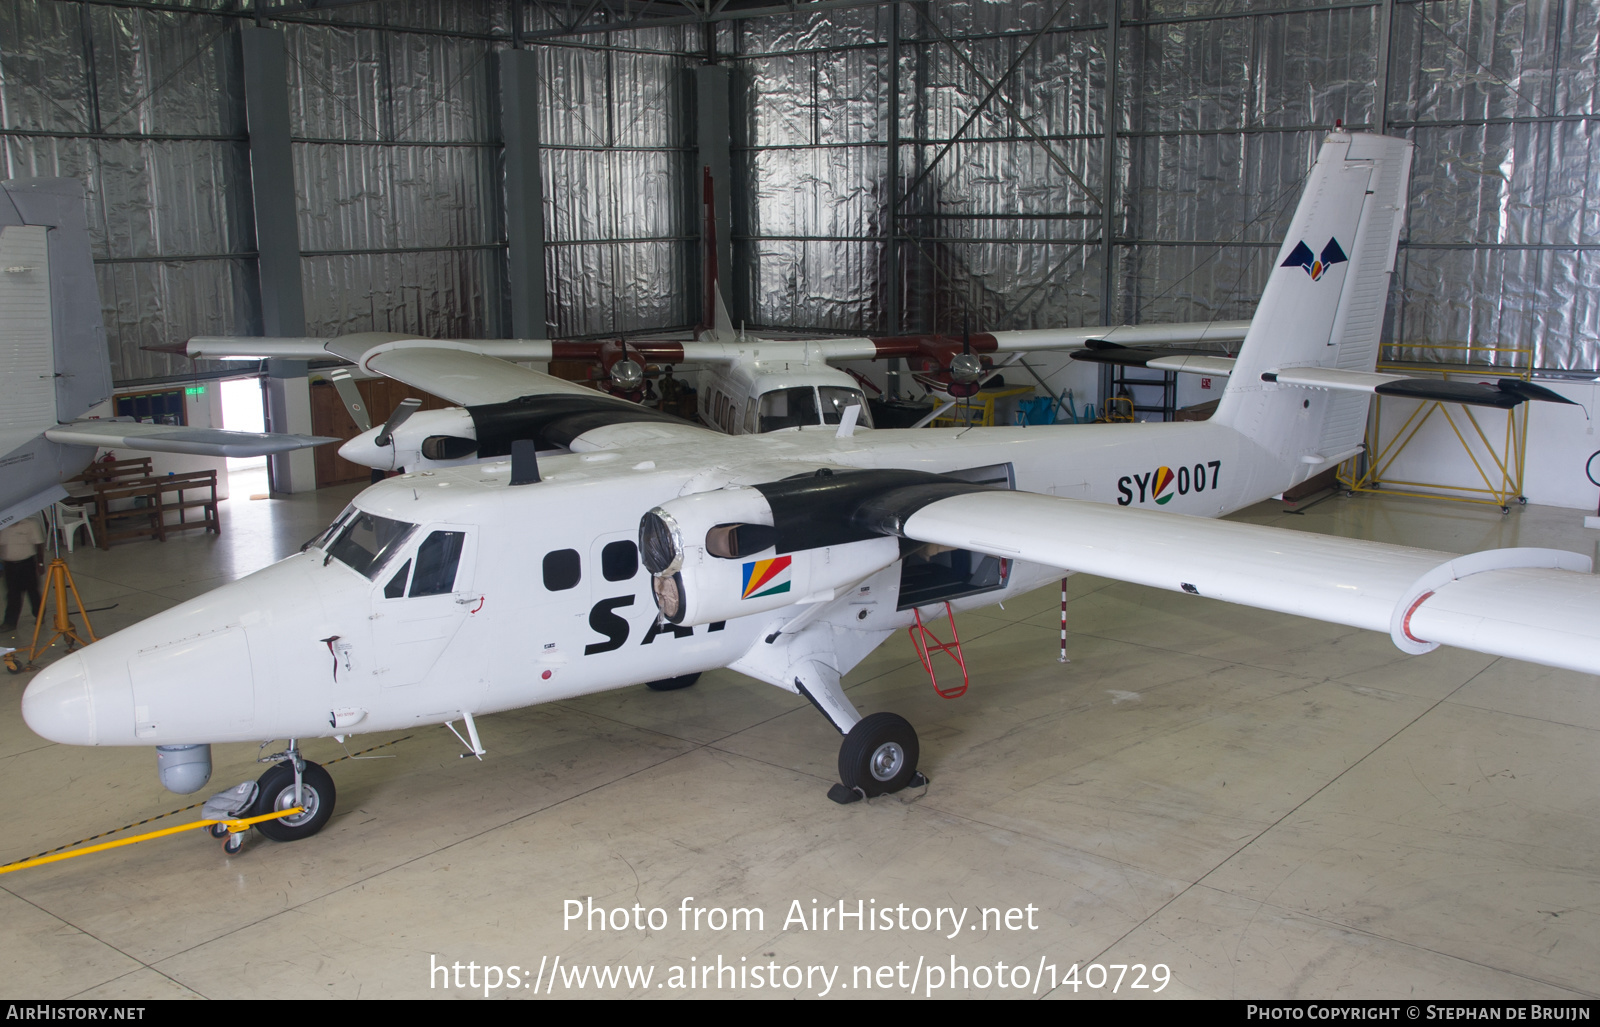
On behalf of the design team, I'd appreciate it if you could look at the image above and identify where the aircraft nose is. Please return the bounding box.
[338,427,392,471]
[22,653,97,745]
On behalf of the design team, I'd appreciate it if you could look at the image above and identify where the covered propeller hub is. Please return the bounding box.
[609,358,644,390]
[950,353,983,383]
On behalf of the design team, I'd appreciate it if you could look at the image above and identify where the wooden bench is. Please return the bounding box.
[90,470,220,548]
[70,457,154,485]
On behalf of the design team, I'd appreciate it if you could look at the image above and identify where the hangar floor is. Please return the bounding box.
[2,471,1597,1000]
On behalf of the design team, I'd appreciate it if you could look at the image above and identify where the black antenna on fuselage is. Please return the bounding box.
[510,438,541,485]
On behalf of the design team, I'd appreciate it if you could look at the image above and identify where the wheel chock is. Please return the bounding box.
[827,783,865,805]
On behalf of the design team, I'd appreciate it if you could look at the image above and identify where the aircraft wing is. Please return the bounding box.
[44,421,339,458]
[187,335,606,407]
[894,490,1600,675]
[184,333,561,365]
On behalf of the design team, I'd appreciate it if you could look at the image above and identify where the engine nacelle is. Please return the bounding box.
[641,486,900,626]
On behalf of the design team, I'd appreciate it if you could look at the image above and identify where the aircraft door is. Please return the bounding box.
[578,532,645,662]
[369,523,480,688]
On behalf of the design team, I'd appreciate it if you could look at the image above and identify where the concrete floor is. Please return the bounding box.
[2,471,1598,1000]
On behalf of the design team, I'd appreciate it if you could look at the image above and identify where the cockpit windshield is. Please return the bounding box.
[325,511,418,579]
[819,387,873,427]
[305,504,355,553]
[758,386,873,432]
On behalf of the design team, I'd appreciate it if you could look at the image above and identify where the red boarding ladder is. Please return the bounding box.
[908,603,969,698]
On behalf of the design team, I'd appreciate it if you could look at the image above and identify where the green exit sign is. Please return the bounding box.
[185,386,206,397]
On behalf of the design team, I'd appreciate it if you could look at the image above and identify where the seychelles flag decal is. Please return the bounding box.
[1153,466,1176,504]
[742,556,792,600]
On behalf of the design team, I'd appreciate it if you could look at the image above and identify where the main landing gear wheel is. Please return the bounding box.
[251,760,336,842]
[829,712,924,804]
[646,672,700,692]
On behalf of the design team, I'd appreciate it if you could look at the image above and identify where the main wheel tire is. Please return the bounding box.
[838,712,919,798]
[251,760,336,842]
[646,672,700,692]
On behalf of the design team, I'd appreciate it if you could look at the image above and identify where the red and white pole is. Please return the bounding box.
[1059,577,1070,663]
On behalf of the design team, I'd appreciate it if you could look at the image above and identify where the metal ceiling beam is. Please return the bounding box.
[519,0,894,41]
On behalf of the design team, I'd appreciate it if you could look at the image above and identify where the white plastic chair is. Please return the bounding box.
[54,501,94,553]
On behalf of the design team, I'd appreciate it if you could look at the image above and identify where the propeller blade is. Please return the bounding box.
[329,369,372,433]
[375,397,422,447]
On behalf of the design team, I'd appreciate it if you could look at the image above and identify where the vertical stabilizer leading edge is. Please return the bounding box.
[701,165,737,341]
[1,178,112,422]
[1211,132,1413,491]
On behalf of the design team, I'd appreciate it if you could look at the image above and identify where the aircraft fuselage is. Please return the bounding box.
[23,417,1265,749]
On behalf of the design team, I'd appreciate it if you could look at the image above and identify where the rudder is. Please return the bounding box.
[1212,132,1413,489]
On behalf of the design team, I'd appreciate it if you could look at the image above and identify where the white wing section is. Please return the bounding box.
[899,491,1600,675]
[44,421,339,458]
[357,343,598,406]
[186,333,556,364]
[1146,355,1238,377]
[985,320,1252,351]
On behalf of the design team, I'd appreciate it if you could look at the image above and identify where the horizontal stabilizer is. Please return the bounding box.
[1145,354,1236,377]
[1263,367,1580,409]
[45,421,339,458]
[1070,341,1232,369]
[895,490,1600,676]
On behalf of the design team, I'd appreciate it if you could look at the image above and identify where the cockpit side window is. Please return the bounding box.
[819,387,872,427]
[327,512,418,579]
[410,531,466,597]
[384,560,411,599]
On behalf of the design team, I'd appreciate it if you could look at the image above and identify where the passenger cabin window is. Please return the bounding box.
[544,549,581,591]
[601,540,638,581]
[410,531,466,597]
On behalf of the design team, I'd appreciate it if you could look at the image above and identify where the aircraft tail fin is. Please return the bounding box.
[1211,132,1413,489]
[0,179,112,424]
[701,166,738,340]
[0,219,58,439]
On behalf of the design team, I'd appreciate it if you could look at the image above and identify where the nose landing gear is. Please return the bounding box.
[250,759,336,842]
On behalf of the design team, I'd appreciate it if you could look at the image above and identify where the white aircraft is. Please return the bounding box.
[0,178,335,530]
[176,168,1253,473]
[21,133,1598,848]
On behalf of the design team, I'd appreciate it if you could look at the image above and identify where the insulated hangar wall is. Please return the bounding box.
[1,0,1596,388]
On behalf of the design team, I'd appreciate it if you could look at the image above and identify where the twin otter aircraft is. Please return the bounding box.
[22,133,1600,845]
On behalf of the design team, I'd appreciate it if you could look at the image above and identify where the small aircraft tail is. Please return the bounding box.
[1211,132,1413,489]
[701,166,737,341]
[0,178,112,426]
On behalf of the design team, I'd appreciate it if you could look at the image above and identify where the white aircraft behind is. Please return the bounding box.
[0,178,336,530]
[177,167,1254,473]
[22,134,1599,847]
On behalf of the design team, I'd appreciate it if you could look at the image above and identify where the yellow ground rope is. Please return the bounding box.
[0,735,412,872]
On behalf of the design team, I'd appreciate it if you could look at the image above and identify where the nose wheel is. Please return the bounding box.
[829,712,925,804]
[250,759,337,842]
